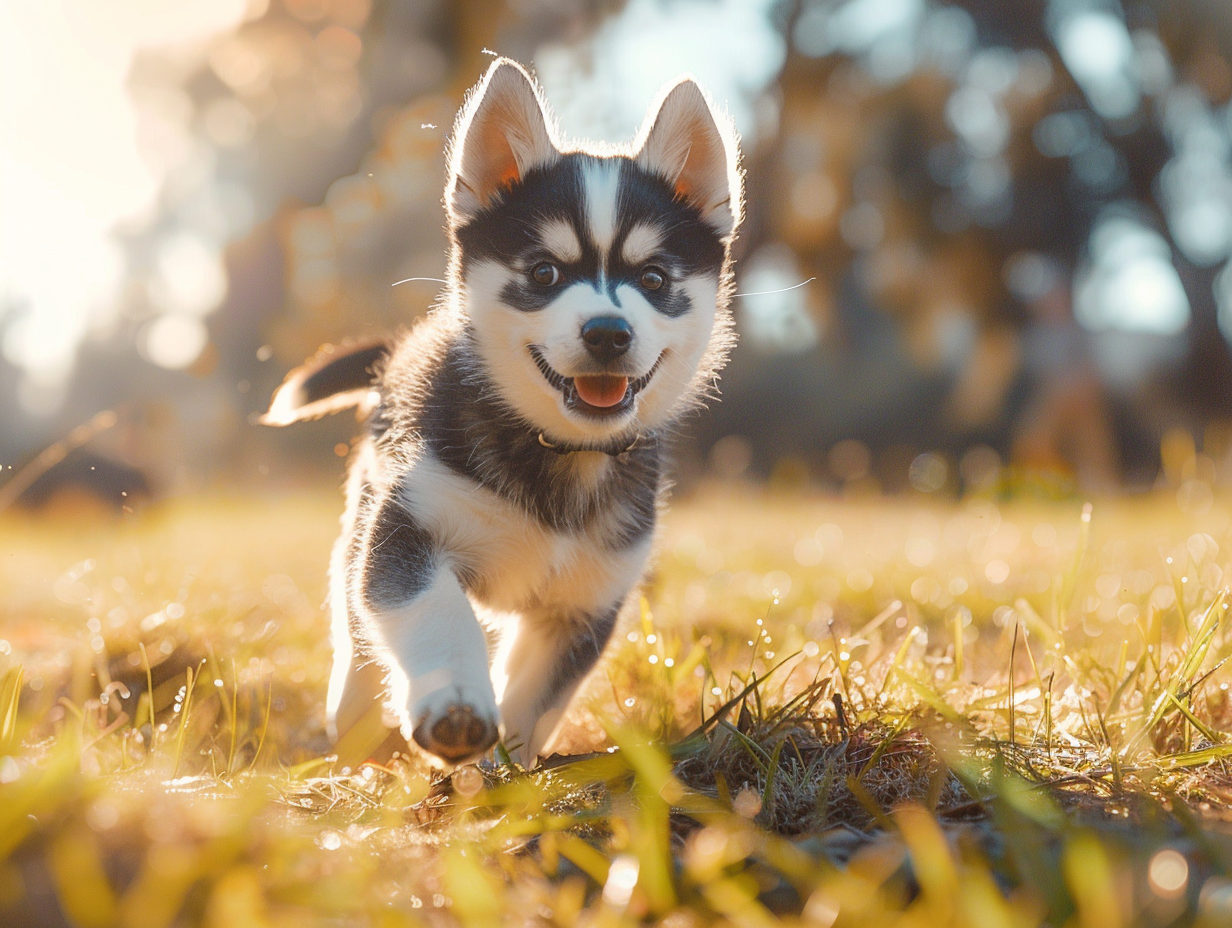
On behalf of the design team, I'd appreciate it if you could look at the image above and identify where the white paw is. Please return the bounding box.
[406,681,499,764]
[499,705,565,769]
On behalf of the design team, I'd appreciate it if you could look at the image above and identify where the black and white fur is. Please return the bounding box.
[265,59,743,767]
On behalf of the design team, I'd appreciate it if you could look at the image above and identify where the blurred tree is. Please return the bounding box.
[691,0,1232,491]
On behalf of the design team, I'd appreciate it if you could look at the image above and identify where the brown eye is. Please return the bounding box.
[531,262,561,286]
[640,267,666,291]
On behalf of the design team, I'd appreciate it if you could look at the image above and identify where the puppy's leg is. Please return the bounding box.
[326,455,384,735]
[495,604,621,767]
[326,604,385,741]
[357,493,499,764]
[326,618,402,765]
[325,457,409,764]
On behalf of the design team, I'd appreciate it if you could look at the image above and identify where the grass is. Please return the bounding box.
[5,482,1232,925]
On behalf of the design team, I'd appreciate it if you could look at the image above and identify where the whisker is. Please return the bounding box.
[391,277,448,287]
[732,277,816,298]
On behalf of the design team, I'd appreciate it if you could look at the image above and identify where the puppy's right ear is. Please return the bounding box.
[446,59,560,225]
[635,79,743,240]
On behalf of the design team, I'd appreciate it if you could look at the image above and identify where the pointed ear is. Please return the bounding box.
[446,59,560,224]
[635,79,743,238]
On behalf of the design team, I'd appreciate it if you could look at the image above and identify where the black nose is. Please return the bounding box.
[581,316,633,363]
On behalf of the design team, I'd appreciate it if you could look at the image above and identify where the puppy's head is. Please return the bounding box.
[444,59,742,447]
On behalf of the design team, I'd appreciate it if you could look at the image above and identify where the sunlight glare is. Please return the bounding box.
[0,0,250,400]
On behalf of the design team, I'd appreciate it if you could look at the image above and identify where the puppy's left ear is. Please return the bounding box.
[447,59,560,225]
[635,79,743,239]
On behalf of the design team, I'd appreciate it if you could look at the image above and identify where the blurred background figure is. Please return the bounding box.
[4,0,1232,506]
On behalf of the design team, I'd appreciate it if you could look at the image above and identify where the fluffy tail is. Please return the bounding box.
[261,339,391,426]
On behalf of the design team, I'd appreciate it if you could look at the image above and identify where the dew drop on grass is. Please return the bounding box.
[602,855,640,907]
[624,698,635,708]
[765,572,792,598]
[453,765,484,798]
[317,831,342,851]
[733,787,762,819]
[1149,849,1188,898]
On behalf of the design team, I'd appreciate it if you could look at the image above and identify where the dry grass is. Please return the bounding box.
[4,483,1232,925]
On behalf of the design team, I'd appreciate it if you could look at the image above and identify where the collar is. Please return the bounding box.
[537,431,649,456]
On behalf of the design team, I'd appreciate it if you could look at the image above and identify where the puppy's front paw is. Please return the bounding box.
[409,695,499,764]
[499,705,563,769]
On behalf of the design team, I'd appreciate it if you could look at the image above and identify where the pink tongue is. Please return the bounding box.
[574,375,630,408]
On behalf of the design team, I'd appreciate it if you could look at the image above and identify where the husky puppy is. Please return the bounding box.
[264,59,742,766]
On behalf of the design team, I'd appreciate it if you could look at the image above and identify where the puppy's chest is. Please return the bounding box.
[399,455,649,613]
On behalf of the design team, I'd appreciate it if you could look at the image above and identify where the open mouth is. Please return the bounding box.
[528,345,664,417]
